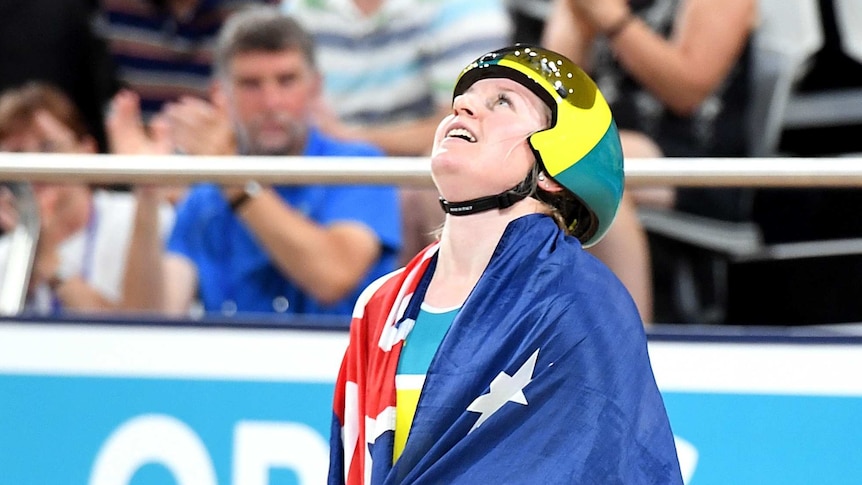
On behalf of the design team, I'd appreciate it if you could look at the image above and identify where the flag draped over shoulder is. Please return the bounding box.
[329,214,683,485]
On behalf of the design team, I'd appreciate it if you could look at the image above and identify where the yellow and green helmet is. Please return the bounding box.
[453,45,624,247]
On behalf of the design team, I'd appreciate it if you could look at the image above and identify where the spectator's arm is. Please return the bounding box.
[541,0,597,67]
[120,187,166,312]
[228,187,381,305]
[545,0,756,115]
[117,188,197,316]
[108,90,196,316]
[53,277,117,310]
[162,254,198,316]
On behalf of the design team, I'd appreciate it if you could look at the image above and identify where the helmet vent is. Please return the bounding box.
[553,80,568,99]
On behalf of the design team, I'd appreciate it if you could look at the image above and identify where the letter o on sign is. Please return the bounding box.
[89,414,217,485]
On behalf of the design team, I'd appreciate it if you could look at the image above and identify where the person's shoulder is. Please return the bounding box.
[494,223,646,347]
[181,183,222,200]
[351,267,406,317]
[309,128,385,158]
[319,137,385,158]
[538,229,641,319]
[558,239,631,298]
[172,183,225,213]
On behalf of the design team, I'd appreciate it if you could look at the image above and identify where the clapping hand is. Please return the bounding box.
[569,0,631,32]
[106,90,173,155]
[161,96,236,156]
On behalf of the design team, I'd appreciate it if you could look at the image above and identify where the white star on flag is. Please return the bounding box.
[467,348,540,433]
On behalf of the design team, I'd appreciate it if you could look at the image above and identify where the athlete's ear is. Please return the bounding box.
[538,172,564,193]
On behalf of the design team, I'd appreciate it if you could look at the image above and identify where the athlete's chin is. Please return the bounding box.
[430,149,468,172]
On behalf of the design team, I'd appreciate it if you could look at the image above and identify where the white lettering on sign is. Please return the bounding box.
[89,414,217,485]
[88,414,330,485]
[233,421,329,484]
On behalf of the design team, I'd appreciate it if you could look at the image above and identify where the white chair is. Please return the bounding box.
[748,0,824,156]
[834,0,862,63]
[751,0,862,154]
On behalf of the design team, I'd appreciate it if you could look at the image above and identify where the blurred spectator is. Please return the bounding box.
[506,0,551,45]
[0,82,174,315]
[544,0,754,161]
[753,0,862,244]
[738,0,862,325]
[543,0,756,323]
[0,0,119,152]
[284,0,513,264]
[112,8,402,318]
[94,0,278,121]
[776,0,862,157]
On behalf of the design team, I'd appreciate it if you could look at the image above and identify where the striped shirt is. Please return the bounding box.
[96,0,277,118]
[283,0,512,126]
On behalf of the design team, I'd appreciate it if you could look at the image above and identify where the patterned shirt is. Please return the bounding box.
[96,0,278,118]
[283,0,512,126]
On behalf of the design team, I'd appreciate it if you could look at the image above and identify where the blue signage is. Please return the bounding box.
[0,376,333,485]
[666,392,862,484]
[1,321,861,484]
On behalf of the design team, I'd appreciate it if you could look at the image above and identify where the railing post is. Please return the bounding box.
[0,182,40,316]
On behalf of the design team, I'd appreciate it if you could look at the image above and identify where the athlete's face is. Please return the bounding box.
[431,78,549,203]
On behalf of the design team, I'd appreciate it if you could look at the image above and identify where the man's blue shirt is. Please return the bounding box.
[167,128,402,317]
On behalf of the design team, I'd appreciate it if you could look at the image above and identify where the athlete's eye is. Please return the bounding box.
[495,93,512,107]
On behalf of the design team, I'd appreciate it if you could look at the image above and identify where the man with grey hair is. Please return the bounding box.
[162,8,320,158]
[113,6,402,320]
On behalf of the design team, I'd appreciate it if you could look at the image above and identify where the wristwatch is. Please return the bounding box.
[229,180,263,212]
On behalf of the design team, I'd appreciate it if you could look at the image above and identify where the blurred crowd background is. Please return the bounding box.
[1,0,860,327]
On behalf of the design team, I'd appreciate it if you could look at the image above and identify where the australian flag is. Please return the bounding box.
[329,214,684,484]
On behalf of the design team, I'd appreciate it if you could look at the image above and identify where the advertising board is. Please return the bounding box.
[0,320,860,484]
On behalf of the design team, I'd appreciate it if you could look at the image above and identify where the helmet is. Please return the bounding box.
[453,44,624,247]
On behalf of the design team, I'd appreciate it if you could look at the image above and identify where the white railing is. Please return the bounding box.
[3,153,862,316]
[2,153,862,187]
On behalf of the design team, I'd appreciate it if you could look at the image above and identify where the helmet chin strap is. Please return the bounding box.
[438,186,529,216]
[439,162,538,216]
[439,131,542,216]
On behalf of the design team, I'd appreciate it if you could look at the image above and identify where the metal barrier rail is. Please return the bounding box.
[0,183,38,316]
[3,152,862,316]
[2,153,862,187]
